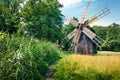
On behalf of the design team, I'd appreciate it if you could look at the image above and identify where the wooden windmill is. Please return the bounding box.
[66,1,110,54]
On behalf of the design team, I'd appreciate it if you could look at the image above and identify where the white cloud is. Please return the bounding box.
[90,21,120,26]
[58,0,82,8]
[116,21,120,25]
[58,0,96,8]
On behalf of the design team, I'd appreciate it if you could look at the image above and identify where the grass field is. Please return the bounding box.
[54,51,120,80]
[98,51,120,56]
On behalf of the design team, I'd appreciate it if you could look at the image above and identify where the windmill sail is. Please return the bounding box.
[73,29,82,44]
[82,27,105,47]
[70,29,82,52]
[80,0,91,24]
[69,18,78,27]
[81,8,110,47]
[67,29,77,40]
[84,7,110,27]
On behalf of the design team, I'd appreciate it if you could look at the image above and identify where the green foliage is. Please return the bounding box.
[0,33,61,80]
[20,0,63,42]
[0,0,63,42]
[0,0,23,33]
[93,23,120,51]
[54,55,120,80]
[93,25,107,40]
[61,24,75,50]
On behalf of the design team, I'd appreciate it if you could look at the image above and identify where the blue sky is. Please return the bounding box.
[58,0,120,26]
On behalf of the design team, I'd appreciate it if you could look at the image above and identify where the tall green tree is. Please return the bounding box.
[0,0,23,33]
[93,25,107,40]
[105,23,120,51]
[20,0,63,42]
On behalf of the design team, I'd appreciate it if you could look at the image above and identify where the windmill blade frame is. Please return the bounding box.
[69,18,78,27]
[73,29,82,44]
[67,29,77,40]
[84,7,110,27]
[64,15,78,27]
[82,27,105,47]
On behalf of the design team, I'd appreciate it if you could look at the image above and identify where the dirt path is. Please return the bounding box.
[45,61,57,80]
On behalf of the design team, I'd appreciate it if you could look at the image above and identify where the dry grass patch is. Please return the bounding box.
[54,54,120,80]
[98,51,120,56]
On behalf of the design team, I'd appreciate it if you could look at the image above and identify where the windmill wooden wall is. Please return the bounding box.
[76,26,97,54]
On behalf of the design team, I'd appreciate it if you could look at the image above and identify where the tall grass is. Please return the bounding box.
[0,32,61,80]
[54,55,120,80]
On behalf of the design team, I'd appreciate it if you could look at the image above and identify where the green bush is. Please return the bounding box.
[0,33,61,80]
